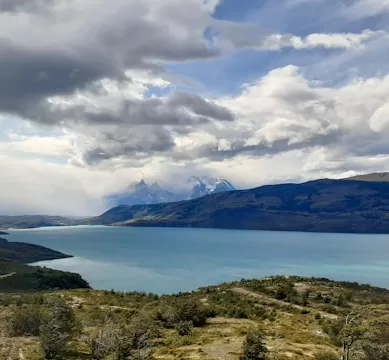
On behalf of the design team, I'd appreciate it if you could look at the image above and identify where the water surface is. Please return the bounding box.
[8,226,389,293]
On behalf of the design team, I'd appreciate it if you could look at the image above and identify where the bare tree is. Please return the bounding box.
[84,316,117,360]
[339,311,368,360]
[87,326,115,360]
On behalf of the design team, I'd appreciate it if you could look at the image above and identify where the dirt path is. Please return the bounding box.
[18,348,25,360]
[231,287,338,320]
[0,272,16,280]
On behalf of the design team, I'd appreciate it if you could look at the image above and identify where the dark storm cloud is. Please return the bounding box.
[0,0,220,123]
[81,92,234,126]
[76,126,176,166]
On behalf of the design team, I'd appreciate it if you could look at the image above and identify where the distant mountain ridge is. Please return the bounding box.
[0,215,76,229]
[90,178,389,233]
[344,172,389,182]
[107,180,176,207]
[107,176,235,207]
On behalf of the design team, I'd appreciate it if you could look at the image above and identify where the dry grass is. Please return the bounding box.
[2,276,389,359]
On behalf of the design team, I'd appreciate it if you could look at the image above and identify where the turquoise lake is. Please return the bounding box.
[7,226,389,294]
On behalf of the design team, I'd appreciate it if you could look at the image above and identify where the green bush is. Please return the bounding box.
[240,329,267,360]
[174,321,194,336]
[158,299,210,329]
[173,300,209,327]
[6,305,43,336]
[274,280,297,302]
[111,314,160,360]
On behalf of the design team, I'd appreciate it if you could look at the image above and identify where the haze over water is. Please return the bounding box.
[8,226,389,294]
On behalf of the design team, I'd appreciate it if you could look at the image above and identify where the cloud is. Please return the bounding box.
[343,0,389,19]
[0,0,220,119]
[212,66,389,160]
[0,0,53,12]
[60,65,389,170]
[0,155,105,216]
[59,91,234,127]
[215,23,384,51]
[155,65,389,167]
[0,0,379,128]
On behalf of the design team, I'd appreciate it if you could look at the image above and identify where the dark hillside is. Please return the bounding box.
[90,179,389,233]
[0,237,71,263]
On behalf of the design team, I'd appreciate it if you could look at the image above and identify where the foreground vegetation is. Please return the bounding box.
[2,276,389,359]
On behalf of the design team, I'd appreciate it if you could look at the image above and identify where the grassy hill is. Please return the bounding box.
[2,276,389,359]
[90,179,389,233]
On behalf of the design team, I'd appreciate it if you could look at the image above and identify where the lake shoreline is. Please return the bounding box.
[8,223,389,235]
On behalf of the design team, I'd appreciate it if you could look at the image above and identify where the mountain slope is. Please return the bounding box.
[345,172,389,182]
[90,179,389,233]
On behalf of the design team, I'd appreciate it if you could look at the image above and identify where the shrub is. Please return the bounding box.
[39,297,79,359]
[174,321,194,336]
[159,299,210,329]
[86,325,116,360]
[173,300,209,327]
[6,305,43,337]
[274,281,297,302]
[110,312,161,360]
[240,329,267,360]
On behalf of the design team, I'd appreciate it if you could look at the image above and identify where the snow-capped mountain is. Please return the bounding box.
[188,176,235,199]
[106,177,236,207]
[107,180,177,207]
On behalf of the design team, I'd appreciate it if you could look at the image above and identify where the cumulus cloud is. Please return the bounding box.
[60,65,389,170]
[212,66,389,160]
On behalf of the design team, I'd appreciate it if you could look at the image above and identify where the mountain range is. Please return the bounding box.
[106,176,235,207]
[90,175,389,233]
[4,172,389,234]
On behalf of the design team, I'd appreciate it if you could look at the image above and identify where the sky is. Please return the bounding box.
[1,0,389,215]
